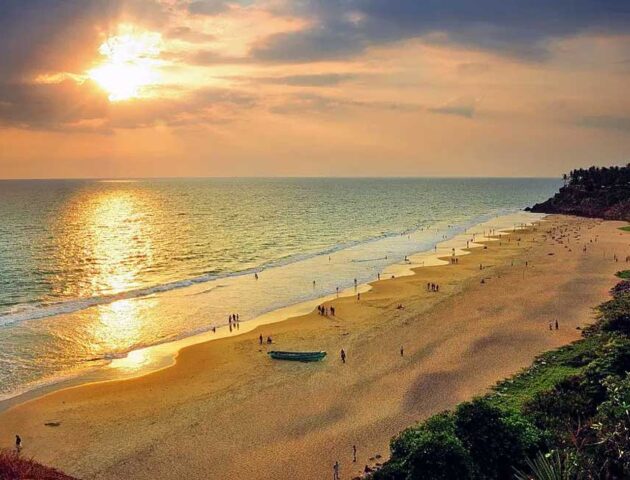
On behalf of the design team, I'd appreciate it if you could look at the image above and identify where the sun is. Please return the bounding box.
[88,27,162,102]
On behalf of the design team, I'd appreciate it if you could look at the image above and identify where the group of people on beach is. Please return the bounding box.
[318,305,335,316]
[228,313,240,332]
[259,334,273,345]
[427,282,440,292]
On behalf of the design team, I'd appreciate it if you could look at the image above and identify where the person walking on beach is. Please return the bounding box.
[340,349,346,364]
[555,319,559,330]
[254,272,258,280]
[259,334,263,345]
[353,445,357,463]
[400,345,404,357]
[331,306,335,316]
[357,293,360,301]
[333,461,340,480]
[15,434,21,453]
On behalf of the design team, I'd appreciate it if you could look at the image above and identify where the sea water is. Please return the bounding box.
[0,178,560,400]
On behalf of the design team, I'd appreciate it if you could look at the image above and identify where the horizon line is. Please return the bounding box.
[0,174,562,181]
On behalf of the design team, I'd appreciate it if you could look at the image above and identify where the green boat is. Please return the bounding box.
[268,350,327,362]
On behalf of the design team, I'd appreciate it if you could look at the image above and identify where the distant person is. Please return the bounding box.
[254,273,258,280]
[353,445,357,463]
[331,306,335,316]
[357,293,360,301]
[259,334,263,345]
[15,434,21,453]
[555,319,559,330]
[340,349,346,364]
[400,346,404,357]
[333,461,340,480]
[267,336,272,344]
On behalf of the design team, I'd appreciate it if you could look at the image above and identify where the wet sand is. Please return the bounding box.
[1,215,628,480]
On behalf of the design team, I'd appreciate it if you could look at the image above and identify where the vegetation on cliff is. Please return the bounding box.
[528,165,630,221]
[372,269,630,480]
[0,449,77,480]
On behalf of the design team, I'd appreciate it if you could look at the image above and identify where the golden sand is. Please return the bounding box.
[1,215,628,480]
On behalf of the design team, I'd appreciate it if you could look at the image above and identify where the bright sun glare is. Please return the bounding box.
[88,27,162,102]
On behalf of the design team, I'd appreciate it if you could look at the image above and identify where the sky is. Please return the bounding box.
[0,0,629,178]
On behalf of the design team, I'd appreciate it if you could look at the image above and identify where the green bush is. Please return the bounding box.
[589,374,630,477]
[379,412,473,480]
[599,295,630,335]
[616,270,630,280]
[404,429,474,480]
[523,375,601,445]
[390,412,455,459]
[454,398,541,479]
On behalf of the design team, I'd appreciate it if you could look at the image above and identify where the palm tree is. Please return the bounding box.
[513,451,575,480]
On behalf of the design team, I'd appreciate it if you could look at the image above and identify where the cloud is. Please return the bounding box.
[253,0,630,62]
[166,26,216,43]
[270,92,421,115]
[0,80,109,130]
[577,115,630,132]
[255,73,358,86]
[0,0,168,82]
[0,77,257,132]
[188,49,253,65]
[188,0,230,16]
[428,97,478,118]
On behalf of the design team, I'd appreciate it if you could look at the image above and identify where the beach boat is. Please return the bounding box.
[267,350,327,362]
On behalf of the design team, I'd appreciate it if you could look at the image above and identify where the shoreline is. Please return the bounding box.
[0,211,543,412]
[2,214,626,479]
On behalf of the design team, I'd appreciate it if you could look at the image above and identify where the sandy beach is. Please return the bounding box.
[1,214,628,480]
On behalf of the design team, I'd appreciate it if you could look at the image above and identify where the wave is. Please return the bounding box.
[0,206,521,328]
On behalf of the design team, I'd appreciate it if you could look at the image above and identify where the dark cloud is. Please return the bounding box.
[0,75,257,132]
[0,0,167,82]
[577,115,630,132]
[188,0,230,16]
[256,73,358,86]
[0,79,109,131]
[429,100,476,118]
[270,92,421,115]
[253,0,630,62]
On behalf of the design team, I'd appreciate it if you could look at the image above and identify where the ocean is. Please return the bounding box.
[0,177,560,400]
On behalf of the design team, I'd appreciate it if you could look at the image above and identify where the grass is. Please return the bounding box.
[616,270,630,279]
[0,449,76,480]
[487,336,601,412]
[619,225,630,232]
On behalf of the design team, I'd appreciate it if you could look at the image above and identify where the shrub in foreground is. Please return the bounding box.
[0,449,76,480]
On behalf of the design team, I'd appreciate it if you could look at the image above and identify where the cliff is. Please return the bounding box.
[527,165,630,221]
